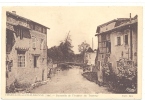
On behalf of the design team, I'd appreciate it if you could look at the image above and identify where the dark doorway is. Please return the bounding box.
[34,56,38,68]
[107,41,111,53]
[108,41,111,53]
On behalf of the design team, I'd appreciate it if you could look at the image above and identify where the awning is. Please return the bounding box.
[15,47,29,51]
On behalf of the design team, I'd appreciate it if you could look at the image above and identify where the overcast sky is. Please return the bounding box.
[4,6,142,54]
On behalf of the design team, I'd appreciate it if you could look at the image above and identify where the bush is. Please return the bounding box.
[14,79,31,89]
[6,79,31,93]
[107,58,137,93]
[6,83,15,93]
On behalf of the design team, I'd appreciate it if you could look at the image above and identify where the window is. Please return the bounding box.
[40,39,44,50]
[125,35,128,45]
[32,37,36,49]
[17,28,24,39]
[117,37,121,45]
[107,41,111,53]
[115,35,123,46]
[98,35,101,42]
[101,55,104,59]
[101,34,106,41]
[99,41,111,53]
[17,51,25,67]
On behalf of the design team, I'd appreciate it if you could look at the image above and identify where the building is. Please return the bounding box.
[95,15,138,83]
[84,47,96,65]
[6,11,50,87]
[84,47,96,71]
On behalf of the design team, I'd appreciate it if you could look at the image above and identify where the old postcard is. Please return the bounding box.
[1,6,143,99]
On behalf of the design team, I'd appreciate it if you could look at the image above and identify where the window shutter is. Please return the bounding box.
[32,37,36,48]
[35,38,37,48]
[114,36,117,45]
[121,35,123,45]
[42,40,44,50]
[32,37,34,48]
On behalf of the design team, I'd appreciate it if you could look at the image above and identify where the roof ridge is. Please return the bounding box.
[6,11,50,29]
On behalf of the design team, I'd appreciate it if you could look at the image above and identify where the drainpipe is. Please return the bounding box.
[130,13,133,60]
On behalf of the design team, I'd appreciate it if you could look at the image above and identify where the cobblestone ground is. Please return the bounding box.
[30,66,112,94]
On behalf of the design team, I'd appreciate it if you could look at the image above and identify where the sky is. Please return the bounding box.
[3,6,142,54]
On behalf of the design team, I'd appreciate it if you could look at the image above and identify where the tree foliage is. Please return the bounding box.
[78,41,90,54]
[47,33,74,63]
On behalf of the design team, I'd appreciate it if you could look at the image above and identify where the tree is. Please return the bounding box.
[78,41,90,54]
[78,41,90,63]
[60,31,74,61]
[47,31,74,63]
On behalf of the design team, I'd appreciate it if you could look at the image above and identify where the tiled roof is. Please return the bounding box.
[96,15,138,35]
[86,47,94,53]
[6,11,50,29]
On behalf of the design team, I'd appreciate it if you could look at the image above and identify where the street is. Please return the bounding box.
[30,66,112,94]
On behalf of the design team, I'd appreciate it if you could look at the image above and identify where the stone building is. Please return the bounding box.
[6,11,50,87]
[95,15,138,83]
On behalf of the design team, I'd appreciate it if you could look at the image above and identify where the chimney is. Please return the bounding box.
[12,11,16,14]
[92,37,93,50]
[130,13,132,22]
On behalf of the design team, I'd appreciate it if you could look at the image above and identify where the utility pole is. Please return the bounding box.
[92,37,94,50]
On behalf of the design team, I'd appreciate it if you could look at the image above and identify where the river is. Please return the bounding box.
[30,66,112,94]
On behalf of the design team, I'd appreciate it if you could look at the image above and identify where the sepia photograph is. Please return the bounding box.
[1,6,143,99]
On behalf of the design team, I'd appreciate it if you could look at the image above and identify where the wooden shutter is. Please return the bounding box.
[121,35,123,45]
[40,39,44,50]
[35,38,37,48]
[114,36,117,45]
[43,40,45,50]
[42,40,44,50]
[32,37,36,48]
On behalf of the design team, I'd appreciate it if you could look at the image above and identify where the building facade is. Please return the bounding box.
[95,15,138,83]
[84,47,96,71]
[6,11,49,87]
[84,47,96,66]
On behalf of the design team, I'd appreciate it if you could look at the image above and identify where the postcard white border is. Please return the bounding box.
[0,3,144,100]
